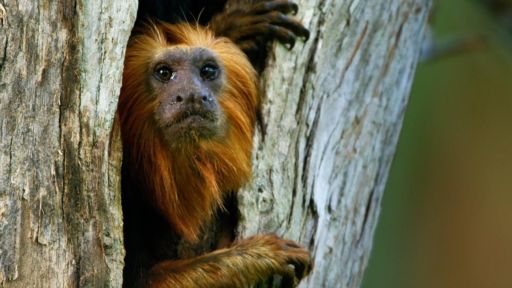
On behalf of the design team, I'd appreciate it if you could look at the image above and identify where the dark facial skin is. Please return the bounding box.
[150,47,226,145]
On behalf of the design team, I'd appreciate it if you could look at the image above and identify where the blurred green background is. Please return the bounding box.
[362,0,512,287]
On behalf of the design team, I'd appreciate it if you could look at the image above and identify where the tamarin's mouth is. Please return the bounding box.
[170,108,217,126]
[161,108,220,144]
[160,108,221,142]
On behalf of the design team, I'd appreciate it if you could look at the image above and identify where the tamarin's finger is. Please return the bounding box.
[236,24,297,49]
[292,257,309,280]
[280,238,304,249]
[280,273,296,288]
[278,265,298,288]
[237,40,263,54]
[268,24,297,49]
[252,0,299,15]
[255,12,310,40]
[284,247,312,279]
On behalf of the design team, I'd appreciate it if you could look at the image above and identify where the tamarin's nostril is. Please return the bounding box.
[201,95,209,102]
[175,95,183,102]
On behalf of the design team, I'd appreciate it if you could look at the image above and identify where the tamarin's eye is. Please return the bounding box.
[154,65,176,82]
[200,64,219,81]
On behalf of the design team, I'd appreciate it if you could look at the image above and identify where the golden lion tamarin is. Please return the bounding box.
[119,2,310,287]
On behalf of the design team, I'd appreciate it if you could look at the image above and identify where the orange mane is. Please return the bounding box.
[118,22,258,241]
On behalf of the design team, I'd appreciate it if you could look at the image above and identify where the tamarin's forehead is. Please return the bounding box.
[153,45,221,66]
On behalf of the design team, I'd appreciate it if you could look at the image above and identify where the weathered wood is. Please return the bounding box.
[0,1,136,286]
[237,1,431,287]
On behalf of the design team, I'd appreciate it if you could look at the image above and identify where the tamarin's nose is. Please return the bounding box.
[172,92,212,104]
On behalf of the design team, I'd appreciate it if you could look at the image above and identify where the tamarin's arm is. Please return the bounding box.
[137,0,309,52]
[209,0,310,52]
[208,0,309,71]
[143,235,311,288]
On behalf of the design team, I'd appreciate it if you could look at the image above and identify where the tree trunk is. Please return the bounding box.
[236,1,431,287]
[0,0,430,287]
[0,1,136,287]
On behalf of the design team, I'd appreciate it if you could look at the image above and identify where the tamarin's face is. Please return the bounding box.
[149,46,226,145]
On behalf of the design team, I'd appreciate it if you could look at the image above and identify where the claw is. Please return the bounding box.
[280,272,296,288]
[290,2,299,15]
[257,0,300,15]
[287,39,295,50]
[303,29,310,41]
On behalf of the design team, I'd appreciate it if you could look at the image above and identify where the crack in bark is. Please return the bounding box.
[0,36,8,74]
[305,199,318,250]
[291,0,327,220]
[295,0,327,118]
[8,137,13,179]
[342,21,368,77]
[379,11,410,80]
[357,168,378,244]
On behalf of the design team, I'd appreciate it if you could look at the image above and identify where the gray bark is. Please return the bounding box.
[237,1,431,287]
[0,0,430,287]
[0,1,136,287]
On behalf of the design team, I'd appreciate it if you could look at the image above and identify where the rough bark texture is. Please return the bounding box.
[0,1,136,287]
[236,1,431,287]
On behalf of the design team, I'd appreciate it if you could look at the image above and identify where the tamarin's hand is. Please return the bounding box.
[235,234,312,287]
[146,234,312,288]
[210,0,310,53]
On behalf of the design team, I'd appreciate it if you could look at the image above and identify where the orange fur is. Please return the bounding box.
[118,23,258,241]
[119,22,311,288]
[146,235,309,288]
